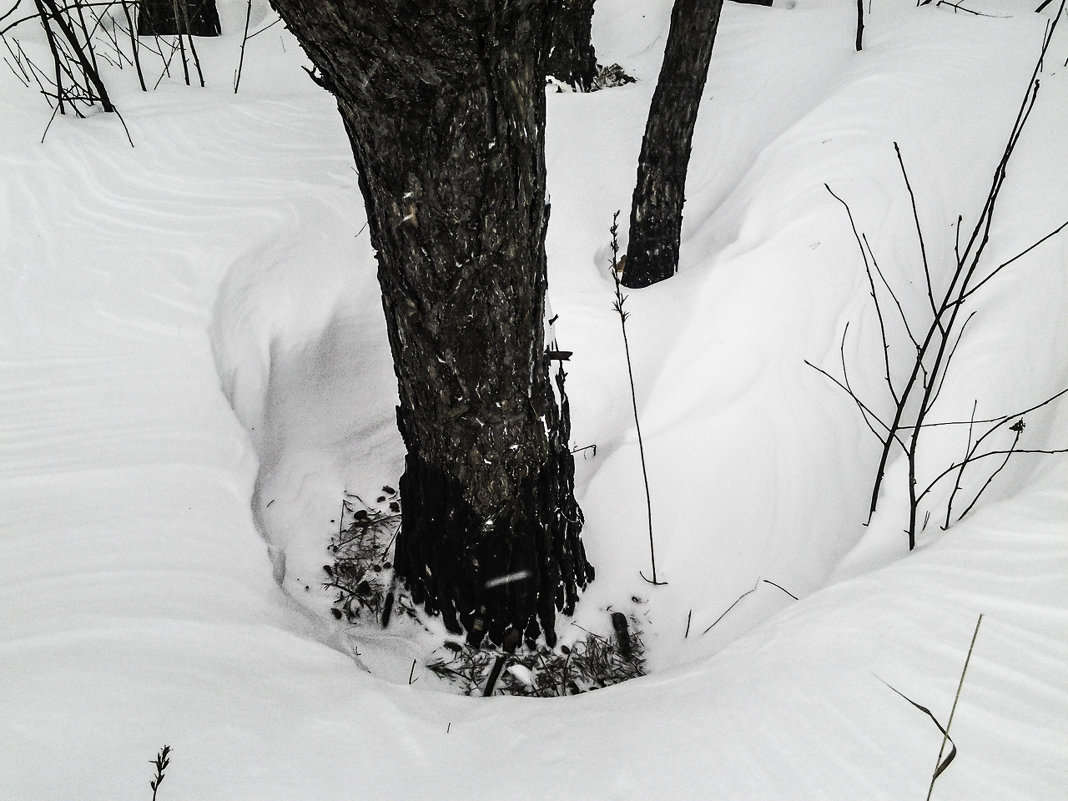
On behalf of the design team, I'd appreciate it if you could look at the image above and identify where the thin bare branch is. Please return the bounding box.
[944,400,978,529]
[917,445,1068,506]
[956,217,1068,304]
[956,425,1022,522]
[804,358,903,448]
[0,0,26,27]
[927,310,976,411]
[894,142,940,328]
[701,581,759,635]
[865,233,921,353]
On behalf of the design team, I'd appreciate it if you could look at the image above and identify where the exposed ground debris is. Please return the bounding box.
[426,614,646,697]
[323,487,409,625]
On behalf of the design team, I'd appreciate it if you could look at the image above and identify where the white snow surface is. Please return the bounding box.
[2,0,1067,798]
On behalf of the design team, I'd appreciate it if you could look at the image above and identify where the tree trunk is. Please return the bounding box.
[547,0,598,91]
[623,0,724,288]
[138,0,220,36]
[269,1,593,648]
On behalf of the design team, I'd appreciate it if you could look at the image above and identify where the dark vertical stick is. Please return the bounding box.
[943,400,977,529]
[176,0,204,87]
[482,629,521,696]
[610,611,632,658]
[39,101,62,142]
[856,0,864,50]
[170,0,189,84]
[233,0,252,93]
[73,0,101,79]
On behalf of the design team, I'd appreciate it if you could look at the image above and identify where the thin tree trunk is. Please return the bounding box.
[269,0,593,648]
[623,0,724,288]
[137,0,220,36]
[547,0,598,91]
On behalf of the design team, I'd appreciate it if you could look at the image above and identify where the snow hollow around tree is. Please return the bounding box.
[1,0,1066,798]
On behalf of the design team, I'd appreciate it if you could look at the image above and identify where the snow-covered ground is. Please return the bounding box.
[2,0,1066,798]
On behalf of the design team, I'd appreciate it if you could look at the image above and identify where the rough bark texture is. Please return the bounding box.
[623,0,724,288]
[269,0,593,648]
[546,0,597,91]
[138,0,221,36]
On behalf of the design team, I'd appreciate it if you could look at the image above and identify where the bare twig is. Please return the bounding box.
[697,578,796,635]
[955,423,1022,521]
[956,217,1068,304]
[917,444,1068,508]
[245,14,281,39]
[39,97,61,141]
[865,233,921,353]
[762,578,799,600]
[701,580,760,635]
[895,143,941,328]
[804,358,903,448]
[0,0,26,28]
[233,0,252,93]
[934,0,1008,17]
[827,186,897,402]
[925,310,976,410]
[943,400,978,528]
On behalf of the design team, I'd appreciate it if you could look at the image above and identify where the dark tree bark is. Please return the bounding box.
[138,0,221,36]
[269,1,593,648]
[623,0,725,288]
[546,0,598,91]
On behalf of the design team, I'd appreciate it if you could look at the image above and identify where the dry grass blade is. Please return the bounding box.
[927,613,984,800]
[879,678,957,782]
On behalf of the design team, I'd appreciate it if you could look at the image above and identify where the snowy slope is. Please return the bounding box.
[1,0,1066,798]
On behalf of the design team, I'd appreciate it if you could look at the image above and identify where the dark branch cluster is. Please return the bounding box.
[1,0,224,140]
[810,6,1068,548]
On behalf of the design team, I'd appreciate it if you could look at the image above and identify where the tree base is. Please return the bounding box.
[393,369,593,649]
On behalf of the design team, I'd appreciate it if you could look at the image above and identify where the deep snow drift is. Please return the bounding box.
[2,0,1066,798]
